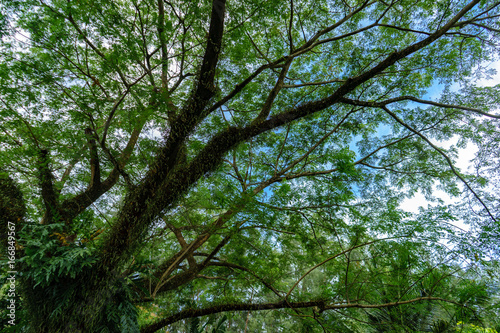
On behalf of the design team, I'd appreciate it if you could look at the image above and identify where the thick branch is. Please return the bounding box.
[157,0,168,90]
[140,297,457,333]
[192,0,226,102]
[252,59,293,124]
[61,119,146,221]
[38,150,59,224]
[132,0,228,214]
[85,128,101,189]
[151,234,233,297]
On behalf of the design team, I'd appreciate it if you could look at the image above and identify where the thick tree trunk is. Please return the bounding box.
[21,266,128,333]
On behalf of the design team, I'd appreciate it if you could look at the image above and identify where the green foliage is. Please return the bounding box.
[1,0,500,331]
[186,315,227,333]
[456,322,498,333]
[0,173,26,250]
[19,222,97,287]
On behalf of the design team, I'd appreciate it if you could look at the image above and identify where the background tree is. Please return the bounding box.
[0,0,500,332]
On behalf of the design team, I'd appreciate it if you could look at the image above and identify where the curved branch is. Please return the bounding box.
[61,116,148,221]
[100,88,130,146]
[371,95,500,119]
[56,145,86,193]
[140,296,458,333]
[151,233,234,297]
[285,239,383,301]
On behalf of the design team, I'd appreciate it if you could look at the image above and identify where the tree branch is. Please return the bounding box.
[191,0,226,102]
[283,78,345,88]
[285,239,383,301]
[56,145,85,193]
[38,150,59,224]
[61,116,148,221]
[367,95,500,119]
[140,297,458,333]
[252,58,293,124]
[157,0,169,90]
[85,128,101,189]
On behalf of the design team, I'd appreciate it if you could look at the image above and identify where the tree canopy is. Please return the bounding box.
[1,0,500,331]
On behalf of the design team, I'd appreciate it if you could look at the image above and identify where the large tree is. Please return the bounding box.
[1,0,500,331]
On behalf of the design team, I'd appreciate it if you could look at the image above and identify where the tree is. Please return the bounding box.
[0,0,499,331]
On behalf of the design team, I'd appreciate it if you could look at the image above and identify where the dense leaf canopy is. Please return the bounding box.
[1,0,500,332]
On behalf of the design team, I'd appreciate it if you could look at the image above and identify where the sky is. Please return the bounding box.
[401,60,500,215]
